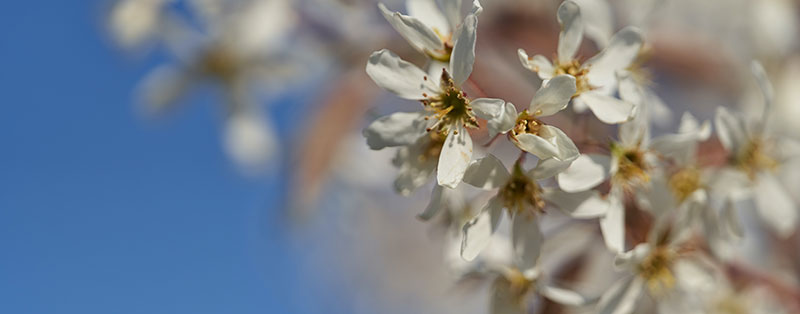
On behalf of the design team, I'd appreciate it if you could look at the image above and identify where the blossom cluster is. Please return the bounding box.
[363,0,800,313]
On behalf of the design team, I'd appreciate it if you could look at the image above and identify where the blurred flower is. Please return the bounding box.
[714,61,800,237]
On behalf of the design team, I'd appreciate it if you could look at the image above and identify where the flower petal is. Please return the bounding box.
[600,189,626,253]
[557,154,611,192]
[578,92,635,124]
[557,0,584,63]
[541,285,590,306]
[225,111,276,171]
[572,0,613,48]
[393,138,439,195]
[363,111,428,150]
[754,173,798,237]
[407,0,450,35]
[530,75,577,116]
[714,106,747,153]
[366,49,439,99]
[518,50,555,80]
[512,214,543,273]
[450,13,478,86]
[471,98,518,136]
[513,133,560,160]
[441,0,463,29]
[530,157,573,180]
[463,154,511,190]
[418,185,445,221]
[437,125,474,188]
[541,125,580,161]
[596,276,644,314]
[544,189,609,218]
[379,3,443,53]
[585,27,643,90]
[751,60,775,116]
[461,196,504,261]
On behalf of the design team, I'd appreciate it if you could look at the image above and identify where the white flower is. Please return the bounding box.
[364,12,502,189]
[471,75,581,163]
[596,226,715,314]
[518,0,642,124]
[379,0,483,64]
[460,155,607,263]
[713,61,800,237]
[132,0,297,171]
[556,122,657,252]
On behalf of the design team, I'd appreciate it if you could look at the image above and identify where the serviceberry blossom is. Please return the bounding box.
[714,61,800,237]
[518,0,643,124]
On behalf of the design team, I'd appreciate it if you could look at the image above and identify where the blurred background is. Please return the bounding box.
[1,0,799,313]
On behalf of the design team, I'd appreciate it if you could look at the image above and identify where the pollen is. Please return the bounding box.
[500,163,545,216]
[736,139,778,180]
[668,167,702,203]
[200,47,239,81]
[510,110,544,139]
[612,143,651,190]
[554,59,592,96]
[421,70,478,134]
[637,247,676,296]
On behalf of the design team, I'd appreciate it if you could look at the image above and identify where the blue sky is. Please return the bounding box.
[0,2,343,313]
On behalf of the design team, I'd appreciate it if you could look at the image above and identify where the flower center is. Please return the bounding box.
[637,247,676,295]
[736,139,778,180]
[201,47,239,81]
[500,163,545,215]
[511,110,544,138]
[554,59,592,96]
[668,167,702,203]
[422,70,478,134]
[611,143,651,189]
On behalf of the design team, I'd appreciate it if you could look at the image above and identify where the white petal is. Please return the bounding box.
[544,189,609,218]
[225,112,276,171]
[463,154,511,190]
[437,125,473,188]
[751,60,775,114]
[469,0,483,16]
[754,173,798,237]
[471,98,517,136]
[573,0,613,48]
[579,92,635,124]
[379,4,443,54]
[557,154,611,192]
[596,276,644,314]
[450,13,478,86]
[518,50,555,80]
[541,285,590,306]
[393,138,439,195]
[714,106,747,153]
[419,185,445,221]
[585,27,643,90]
[407,0,450,35]
[531,158,573,180]
[513,133,559,160]
[366,49,439,99]
[138,65,194,113]
[600,191,625,253]
[363,111,428,150]
[541,125,580,161]
[110,0,165,49]
[441,0,463,29]
[529,75,577,116]
[557,0,584,63]
[461,196,504,261]
[512,214,543,273]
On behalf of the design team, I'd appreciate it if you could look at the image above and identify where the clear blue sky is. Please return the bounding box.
[0,2,346,313]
